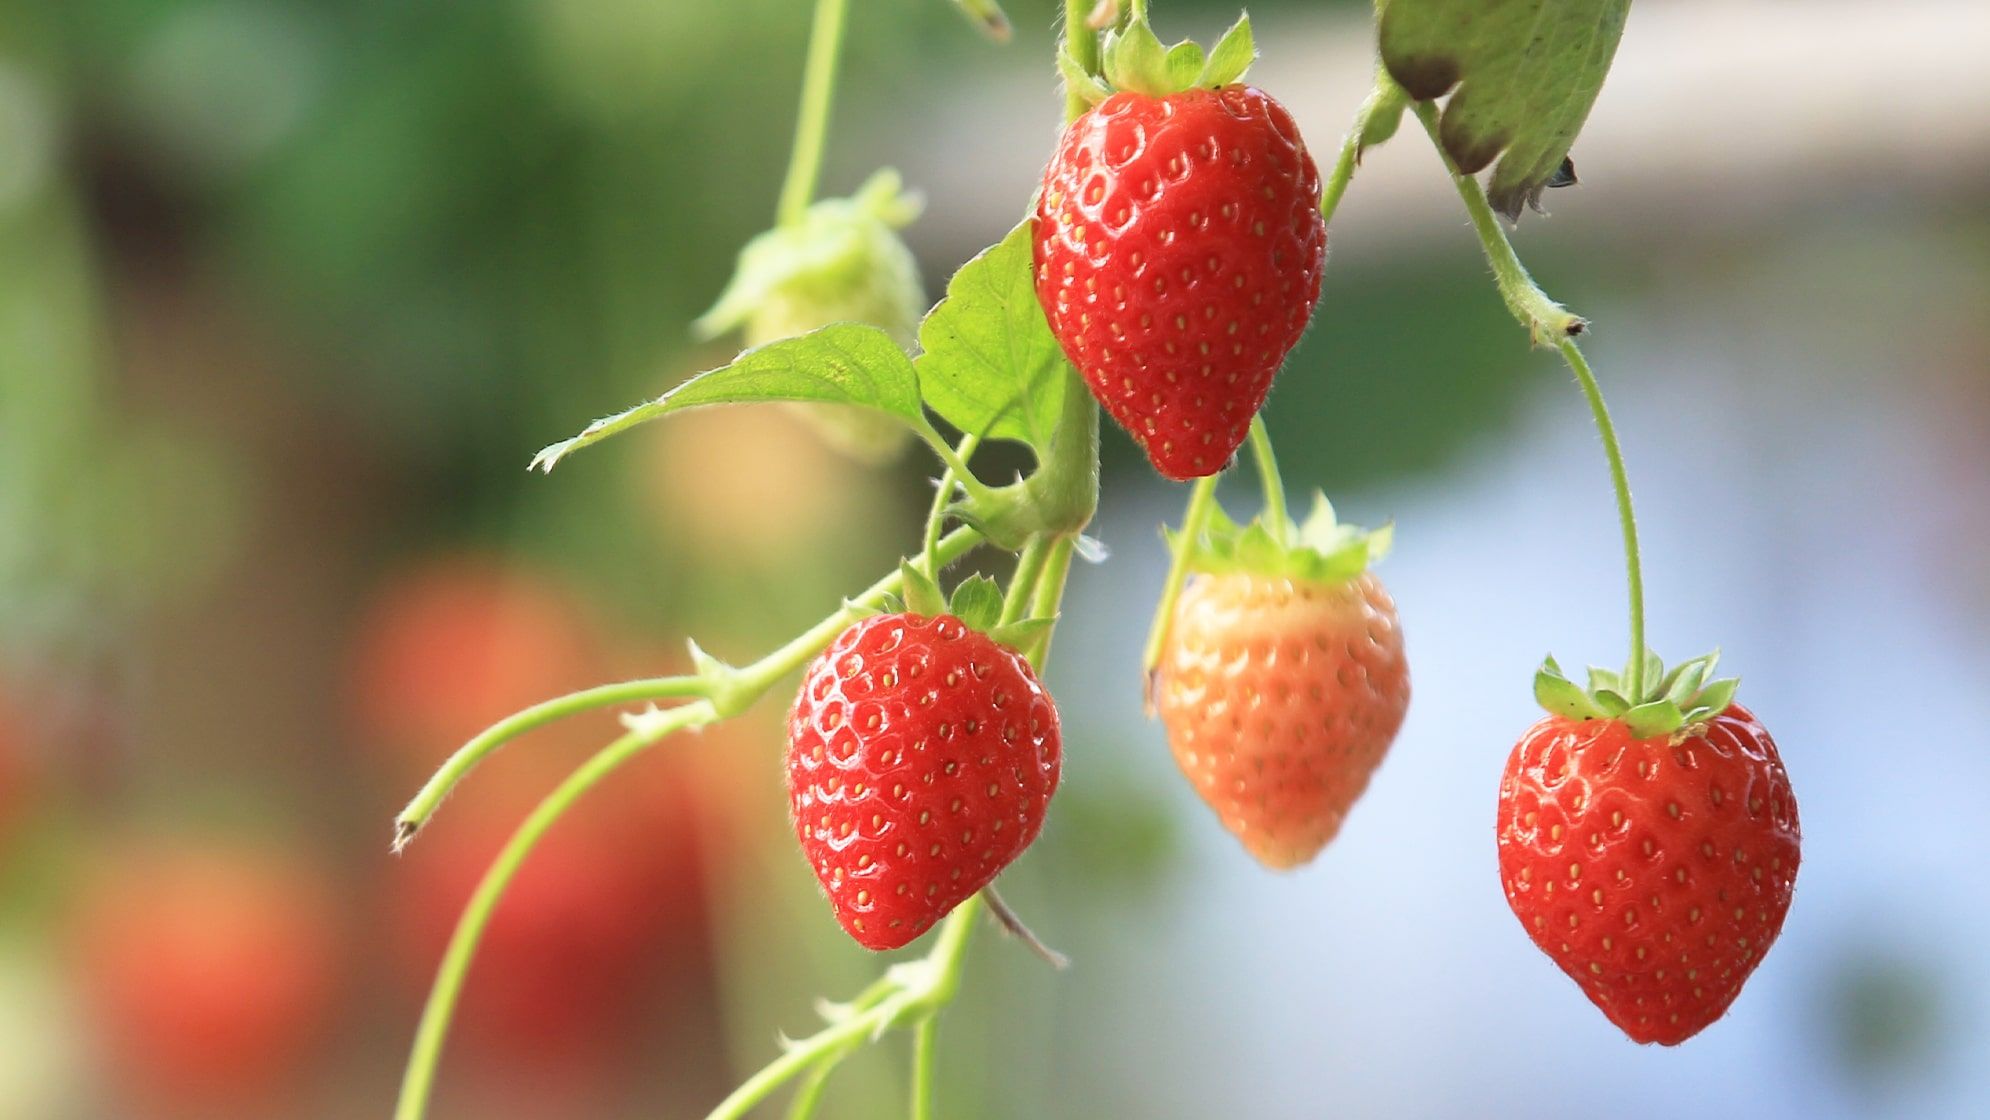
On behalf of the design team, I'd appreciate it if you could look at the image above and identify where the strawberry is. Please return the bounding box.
[1153,496,1405,868]
[786,609,1061,950]
[1034,16,1326,480]
[1498,654,1801,1044]
[71,836,342,1115]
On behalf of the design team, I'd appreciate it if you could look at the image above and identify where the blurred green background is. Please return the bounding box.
[3,1,1987,1117]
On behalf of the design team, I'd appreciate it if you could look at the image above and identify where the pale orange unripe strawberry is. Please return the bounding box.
[1152,496,1407,868]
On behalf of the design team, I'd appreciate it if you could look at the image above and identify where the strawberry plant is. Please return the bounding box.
[390,0,1802,1115]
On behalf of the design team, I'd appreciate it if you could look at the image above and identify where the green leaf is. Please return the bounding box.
[898,560,947,617]
[1379,0,1629,219]
[915,220,1072,456]
[947,575,1004,632]
[532,324,922,471]
[1165,41,1206,91]
[1585,665,1622,696]
[1663,660,1710,709]
[1198,14,1255,88]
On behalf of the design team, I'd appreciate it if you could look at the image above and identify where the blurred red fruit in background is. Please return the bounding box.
[388,744,732,1070]
[347,555,602,777]
[70,837,342,1119]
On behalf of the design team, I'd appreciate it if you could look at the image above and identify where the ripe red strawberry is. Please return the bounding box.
[72,837,342,1115]
[787,612,1061,950]
[1034,17,1325,480]
[1498,656,1801,1044]
[1152,496,1404,867]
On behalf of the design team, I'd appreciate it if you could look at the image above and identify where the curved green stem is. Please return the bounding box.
[777,0,851,226]
[909,1017,939,1120]
[1064,0,1103,122]
[1142,475,1218,677]
[1408,100,1646,698]
[1246,416,1287,533]
[913,419,1000,508]
[393,527,985,1120]
[1000,536,1051,626]
[1410,100,1584,345]
[923,434,982,580]
[1559,338,1647,699]
[784,1053,844,1120]
[394,702,716,1120]
[1027,535,1077,664]
[393,676,705,849]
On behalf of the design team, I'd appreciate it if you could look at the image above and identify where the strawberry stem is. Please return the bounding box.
[777,0,851,227]
[909,1017,939,1120]
[392,527,987,1120]
[1559,337,1648,700]
[1408,101,1648,702]
[1246,415,1288,536]
[1142,474,1218,677]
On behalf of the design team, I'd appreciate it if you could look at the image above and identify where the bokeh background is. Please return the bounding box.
[3,0,1987,1117]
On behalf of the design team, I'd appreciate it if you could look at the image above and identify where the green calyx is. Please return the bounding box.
[877,564,1054,652]
[1534,650,1740,740]
[1060,10,1255,104]
[1167,491,1390,586]
[696,168,925,348]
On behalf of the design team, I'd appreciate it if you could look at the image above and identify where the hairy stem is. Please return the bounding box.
[392,527,985,1120]
[1000,536,1051,626]
[1246,416,1287,533]
[394,702,716,1120]
[777,0,852,226]
[1559,337,1647,698]
[909,1017,939,1120]
[1065,0,1103,122]
[1142,475,1218,677]
[1410,100,1584,345]
[1410,101,1646,697]
[393,676,704,849]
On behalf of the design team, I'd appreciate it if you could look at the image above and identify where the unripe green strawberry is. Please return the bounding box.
[1499,654,1801,1044]
[1152,495,1404,867]
[699,170,925,463]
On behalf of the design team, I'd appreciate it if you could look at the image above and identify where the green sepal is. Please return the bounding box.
[1534,658,1605,721]
[1533,646,1744,737]
[1355,75,1409,157]
[1197,14,1255,88]
[1165,41,1206,90]
[1167,491,1389,587]
[1088,10,1256,103]
[1622,699,1686,740]
[1102,16,1170,97]
[987,616,1056,654]
[898,561,947,618]
[947,574,1004,632]
[1059,46,1111,106]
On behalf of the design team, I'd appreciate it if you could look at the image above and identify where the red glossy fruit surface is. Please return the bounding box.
[1496,705,1801,1044]
[1034,85,1325,480]
[786,613,1061,950]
